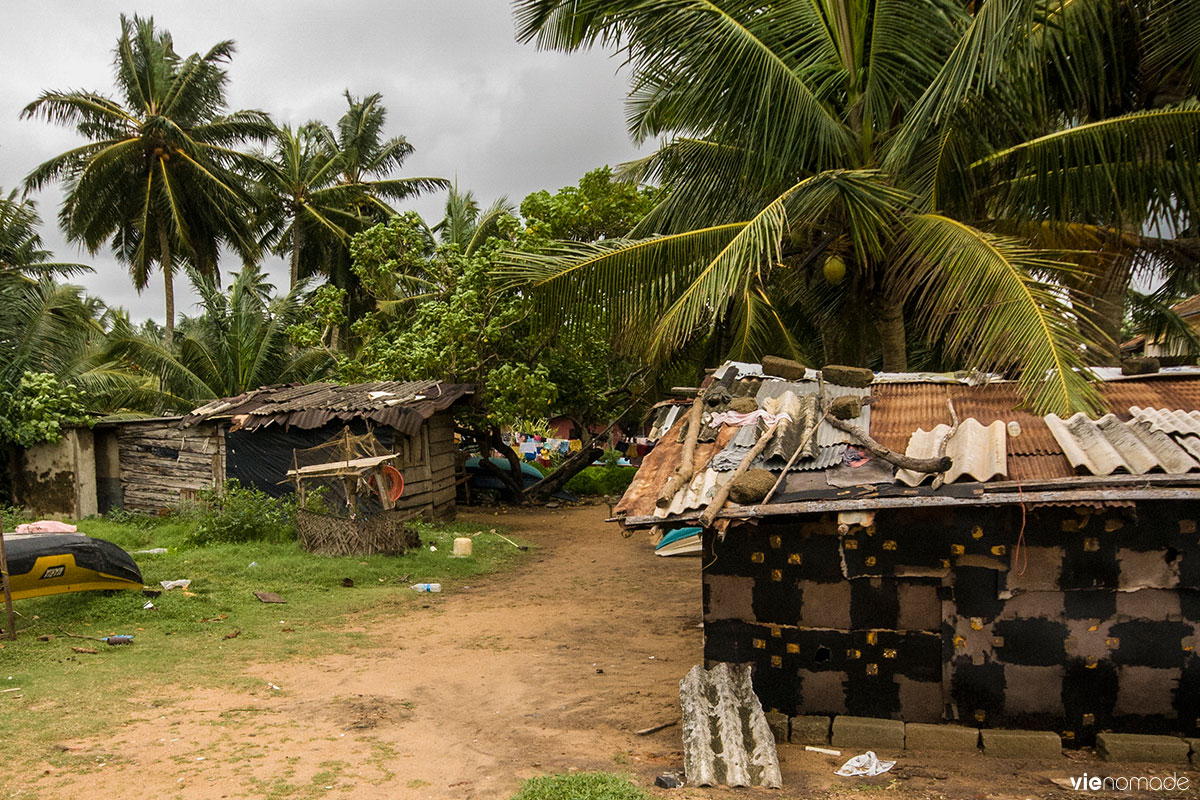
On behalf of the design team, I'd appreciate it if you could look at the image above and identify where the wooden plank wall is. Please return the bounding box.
[385,412,457,521]
[117,421,224,513]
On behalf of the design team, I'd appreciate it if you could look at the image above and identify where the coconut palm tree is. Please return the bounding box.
[508,0,1200,413]
[23,14,273,347]
[255,123,362,290]
[435,184,515,256]
[0,191,90,282]
[104,263,333,403]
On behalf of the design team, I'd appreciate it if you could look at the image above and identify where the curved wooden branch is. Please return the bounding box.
[825,414,951,474]
[656,396,705,508]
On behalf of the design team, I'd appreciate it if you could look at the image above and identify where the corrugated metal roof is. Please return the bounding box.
[896,419,1007,486]
[755,379,870,446]
[1045,412,1200,475]
[679,662,782,789]
[655,468,732,518]
[182,380,474,436]
[613,426,735,519]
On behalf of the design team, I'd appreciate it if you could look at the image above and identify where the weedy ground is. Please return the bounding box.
[0,511,528,756]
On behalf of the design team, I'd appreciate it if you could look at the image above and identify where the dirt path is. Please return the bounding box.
[26,506,702,799]
[23,506,1198,800]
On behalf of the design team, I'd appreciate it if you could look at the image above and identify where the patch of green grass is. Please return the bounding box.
[0,511,528,779]
[510,772,649,800]
[563,466,637,497]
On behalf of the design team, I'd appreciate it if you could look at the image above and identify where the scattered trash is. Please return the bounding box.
[451,537,473,557]
[596,668,604,674]
[1,687,21,694]
[805,745,841,756]
[142,601,157,611]
[71,646,98,654]
[247,561,259,568]
[181,590,197,597]
[411,583,441,593]
[655,773,684,789]
[429,545,437,552]
[253,591,286,604]
[133,548,168,555]
[103,635,133,646]
[341,577,355,587]
[224,630,240,640]
[160,579,191,591]
[198,614,227,623]
[36,634,53,642]
[835,751,895,778]
[15,520,76,533]
[267,682,281,691]
[636,720,677,736]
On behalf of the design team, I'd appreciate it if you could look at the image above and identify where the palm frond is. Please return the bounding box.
[897,213,1104,414]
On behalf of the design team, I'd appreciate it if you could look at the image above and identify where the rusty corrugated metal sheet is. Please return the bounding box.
[613,426,735,518]
[182,381,474,436]
[680,662,782,788]
[896,419,1007,486]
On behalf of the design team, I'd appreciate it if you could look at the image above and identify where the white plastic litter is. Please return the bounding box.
[835,751,895,777]
[134,548,168,555]
[160,579,191,591]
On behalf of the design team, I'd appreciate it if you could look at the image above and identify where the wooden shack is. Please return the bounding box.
[615,361,1200,744]
[12,380,472,521]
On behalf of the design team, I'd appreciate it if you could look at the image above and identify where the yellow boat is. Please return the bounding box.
[4,532,143,600]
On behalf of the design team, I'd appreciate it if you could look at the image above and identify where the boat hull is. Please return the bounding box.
[3,533,143,601]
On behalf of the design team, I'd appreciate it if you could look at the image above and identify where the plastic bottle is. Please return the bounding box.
[410,583,441,593]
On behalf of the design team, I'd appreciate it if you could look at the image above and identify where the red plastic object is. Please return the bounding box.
[382,465,405,501]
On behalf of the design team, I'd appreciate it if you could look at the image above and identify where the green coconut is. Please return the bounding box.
[823,254,846,285]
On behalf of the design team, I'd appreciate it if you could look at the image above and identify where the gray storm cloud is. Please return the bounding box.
[0,0,642,320]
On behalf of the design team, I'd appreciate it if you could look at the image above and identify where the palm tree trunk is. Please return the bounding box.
[878,299,907,371]
[159,225,175,348]
[289,221,302,290]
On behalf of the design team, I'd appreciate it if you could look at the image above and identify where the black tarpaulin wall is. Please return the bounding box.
[225,422,397,497]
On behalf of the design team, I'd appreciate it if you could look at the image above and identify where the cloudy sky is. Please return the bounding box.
[0,1,642,321]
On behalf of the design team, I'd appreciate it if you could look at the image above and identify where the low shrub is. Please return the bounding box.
[185,480,297,546]
[564,465,637,497]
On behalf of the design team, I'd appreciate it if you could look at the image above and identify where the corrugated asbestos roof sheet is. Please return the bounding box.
[896,419,1008,486]
[182,380,474,437]
[1045,412,1200,475]
[679,663,782,788]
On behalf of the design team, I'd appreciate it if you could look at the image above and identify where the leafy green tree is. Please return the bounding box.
[0,372,89,447]
[339,212,643,498]
[510,0,1200,413]
[520,166,660,242]
[23,14,273,346]
[105,263,333,405]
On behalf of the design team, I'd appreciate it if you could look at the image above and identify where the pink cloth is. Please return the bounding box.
[14,520,77,533]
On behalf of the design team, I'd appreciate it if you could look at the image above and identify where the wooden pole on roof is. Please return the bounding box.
[0,513,16,640]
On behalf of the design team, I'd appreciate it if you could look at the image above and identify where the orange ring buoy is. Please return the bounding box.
[382,465,404,501]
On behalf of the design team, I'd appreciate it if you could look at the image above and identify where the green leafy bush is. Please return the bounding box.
[185,480,297,546]
[564,466,637,497]
[510,772,649,800]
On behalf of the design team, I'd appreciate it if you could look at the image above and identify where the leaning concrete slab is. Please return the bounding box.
[905,723,979,752]
[679,663,783,788]
[981,729,1061,759]
[789,715,831,745]
[831,716,905,751]
[1096,733,1189,764]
